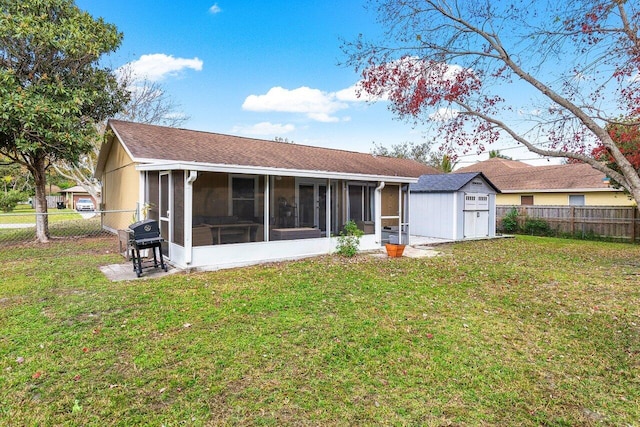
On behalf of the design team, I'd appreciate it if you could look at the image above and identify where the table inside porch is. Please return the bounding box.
[202,222,260,244]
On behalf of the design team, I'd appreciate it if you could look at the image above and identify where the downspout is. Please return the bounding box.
[375,181,385,244]
[185,171,198,265]
[398,185,403,245]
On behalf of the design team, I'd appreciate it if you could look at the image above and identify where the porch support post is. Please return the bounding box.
[137,171,146,221]
[375,181,385,244]
[264,175,270,242]
[184,170,198,265]
[326,179,331,237]
[403,185,410,245]
[398,184,403,245]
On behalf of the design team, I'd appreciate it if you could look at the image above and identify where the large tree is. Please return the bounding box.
[0,0,128,242]
[52,65,189,206]
[344,0,640,209]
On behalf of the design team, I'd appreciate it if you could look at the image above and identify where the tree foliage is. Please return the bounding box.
[371,140,457,171]
[1,158,33,193]
[371,140,434,165]
[592,118,640,190]
[489,150,512,160]
[344,0,640,209]
[0,0,128,241]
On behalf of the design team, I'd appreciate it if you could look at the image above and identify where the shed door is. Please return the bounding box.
[463,193,489,238]
[464,194,477,210]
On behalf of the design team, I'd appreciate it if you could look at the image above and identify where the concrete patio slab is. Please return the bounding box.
[100,262,179,282]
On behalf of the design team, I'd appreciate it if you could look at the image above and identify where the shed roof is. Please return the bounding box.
[456,158,611,191]
[98,120,440,181]
[410,172,499,193]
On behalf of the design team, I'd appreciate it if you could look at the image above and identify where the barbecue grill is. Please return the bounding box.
[128,219,168,277]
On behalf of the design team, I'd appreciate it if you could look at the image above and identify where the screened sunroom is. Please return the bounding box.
[97,120,435,271]
[140,168,410,270]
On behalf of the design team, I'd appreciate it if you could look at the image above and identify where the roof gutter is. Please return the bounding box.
[134,161,421,184]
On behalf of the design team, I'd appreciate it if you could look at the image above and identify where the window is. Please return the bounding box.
[521,195,534,206]
[231,176,257,220]
[569,195,585,206]
[348,184,375,221]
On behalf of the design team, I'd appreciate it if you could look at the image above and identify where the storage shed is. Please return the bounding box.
[409,172,499,240]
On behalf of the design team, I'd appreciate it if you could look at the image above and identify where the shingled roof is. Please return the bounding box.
[456,158,610,192]
[411,172,499,193]
[101,120,439,180]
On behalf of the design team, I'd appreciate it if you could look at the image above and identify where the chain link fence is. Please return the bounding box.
[0,209,136,259]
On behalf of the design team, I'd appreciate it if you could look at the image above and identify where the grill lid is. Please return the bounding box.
[129,219,161,240]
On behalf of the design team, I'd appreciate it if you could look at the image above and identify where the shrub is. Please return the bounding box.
[335,220,364,257]
[501,206,519,233]
[523,217,551,236]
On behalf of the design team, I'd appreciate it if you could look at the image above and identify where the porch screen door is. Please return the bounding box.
[298,182,327,232]
[159,172,170,257]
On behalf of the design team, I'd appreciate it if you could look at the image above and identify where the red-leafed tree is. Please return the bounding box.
[593,119,640,189]
[343,0,640,209]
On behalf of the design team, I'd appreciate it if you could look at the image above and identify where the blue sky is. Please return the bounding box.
[75,0,551,166]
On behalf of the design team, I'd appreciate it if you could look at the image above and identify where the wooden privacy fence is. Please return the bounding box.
[496,205,640,242]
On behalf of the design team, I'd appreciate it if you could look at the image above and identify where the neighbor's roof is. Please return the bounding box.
[97,120,440,181]
[59,185,88,194]
[410,172,500,193]
[456,158,612,192]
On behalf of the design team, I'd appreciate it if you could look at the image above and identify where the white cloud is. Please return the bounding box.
[122,54,203,82]
[307,113,340,123]
[209,3,222,14]
[242,86,350,122]
[231,122,295,136]
[333,83,373,103]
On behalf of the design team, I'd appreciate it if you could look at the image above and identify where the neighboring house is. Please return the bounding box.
[95,120,439,270]
[456,158,635,207]
[409,172,499,240]
[59,185,98,210]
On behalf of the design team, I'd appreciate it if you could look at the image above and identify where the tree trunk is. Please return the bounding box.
[632,187,640,217]
[32,157,50,243]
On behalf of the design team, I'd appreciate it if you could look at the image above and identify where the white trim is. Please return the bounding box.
[374,181,385,244]
[184,171,197,265]
[264,176,270,242]
[159,171,172,259]
[398,185,403,244]
[452,191,458,239]
[134,160,419,183]
[138,171,146,221]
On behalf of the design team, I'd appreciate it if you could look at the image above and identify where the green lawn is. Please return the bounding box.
[0,236,638,425]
